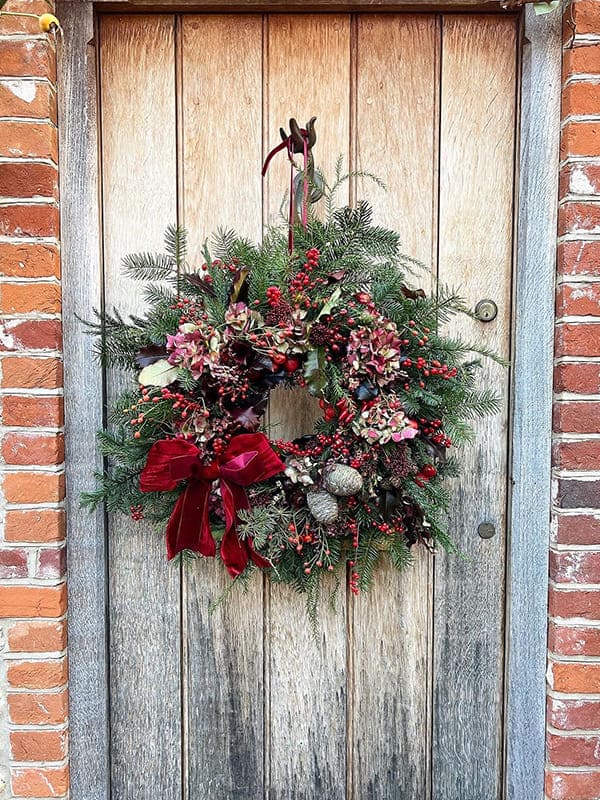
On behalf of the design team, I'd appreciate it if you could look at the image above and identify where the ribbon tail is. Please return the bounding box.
[220,481,270,578]
[166,481,216,561]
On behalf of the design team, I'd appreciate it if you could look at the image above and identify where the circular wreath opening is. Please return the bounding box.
[84,200,500,604]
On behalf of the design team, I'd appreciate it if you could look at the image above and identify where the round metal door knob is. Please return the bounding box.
[474,299,498,322]
[478,522,496,539]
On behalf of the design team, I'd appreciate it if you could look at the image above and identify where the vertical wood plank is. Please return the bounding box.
[58,4,110,798]
[99,16,182,798]
[265,15,350,800]
[432,16,517,800]
[506,9,560,799]
[180,15,266,799]
[352,15,439,799]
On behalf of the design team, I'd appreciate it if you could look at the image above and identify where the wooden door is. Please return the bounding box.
[98,12,517,799]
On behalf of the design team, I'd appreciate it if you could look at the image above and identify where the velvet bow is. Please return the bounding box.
[140,433,284,577]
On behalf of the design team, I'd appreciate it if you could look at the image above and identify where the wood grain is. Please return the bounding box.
[352,15,439,799]
[265,15,350,800]
[58,4,110,798]
[100,16,182,799]
[180,16,266,798]
[432,15,517,800]
[506,9,561,799]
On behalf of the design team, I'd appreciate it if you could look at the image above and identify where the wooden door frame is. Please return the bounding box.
[56,4,560,798]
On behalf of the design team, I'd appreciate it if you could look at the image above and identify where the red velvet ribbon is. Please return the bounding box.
[140,433,285,577]
[262,130,309,252]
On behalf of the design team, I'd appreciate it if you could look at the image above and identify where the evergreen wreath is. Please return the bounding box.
[83,173,501,613]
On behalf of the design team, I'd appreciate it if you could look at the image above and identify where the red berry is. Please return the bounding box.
[421,464,437,479]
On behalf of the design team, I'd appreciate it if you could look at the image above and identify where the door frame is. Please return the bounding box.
[56,4,561,798]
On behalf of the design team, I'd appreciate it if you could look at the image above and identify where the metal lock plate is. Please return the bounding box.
[478,522,496,539]
[474,299,498,322]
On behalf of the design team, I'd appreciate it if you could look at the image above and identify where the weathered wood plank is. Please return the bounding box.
[99,15,182,798]
[505,9,561,799]
[351,15,439,799]
[265,15,350,800]
[57,4,110,798]
[180,15,266,798]
[432,15,517,800]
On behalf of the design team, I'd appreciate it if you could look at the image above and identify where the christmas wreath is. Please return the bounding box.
[83,192,500,608]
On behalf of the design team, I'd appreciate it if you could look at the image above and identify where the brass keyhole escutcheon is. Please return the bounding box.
[474,299,498,322]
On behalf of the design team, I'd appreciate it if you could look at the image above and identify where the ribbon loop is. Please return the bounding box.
[140,433,284,577]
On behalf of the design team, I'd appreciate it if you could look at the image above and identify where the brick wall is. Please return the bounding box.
[0,1,68,798]
[547,2,600,798]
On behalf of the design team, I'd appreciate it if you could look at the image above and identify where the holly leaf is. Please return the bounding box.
[138,359,179,387]
[304,348,327,396]
[136,343,168,367]
[315,286,342,321]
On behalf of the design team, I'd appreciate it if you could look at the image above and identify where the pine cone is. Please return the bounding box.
[265,299,292,326]
[307,490,339,523]
[323,464,363,497]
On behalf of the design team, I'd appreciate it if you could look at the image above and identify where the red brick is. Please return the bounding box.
[3,471,65,504]
[4,509,64,543]
[0,0,54,34]
[546,770,600,799]
[7,658,67,690]
[0,282,61,314]
[563,43,600,75]
[1,357,62,389]
[551,550,600,583]
[557,284,600,317]
[555,362,600,394]
[9,690,68,726]
[549,622,600,657]
[562,122,600,158]
[556,477,600,508]
[8,620,66,652]
[2,395,63,427]
[554,402,600,434]
[36,547,65,579]
[560,162,600,198]
[547,732,600,766]
[555,323,600,357]
[0,39,55,81]
[2,432,64,465]
[10,730,66,763]
[0,163,58,198]
[0,80,56,122]
[549,587,600,619]
[559,202,600,235]
[564,80,600,117]
[572,0,600,35]
[0,204,59,238]
[0,549,28,579]
[558,240,600,277]
[0,243,60,278]
[556,514,600,546]
[554,439,600,470]
[0,121,57,160]
[11,764,69,798]
[0,585,66,617]
[552,662,600,693]
[0,319,62,351]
